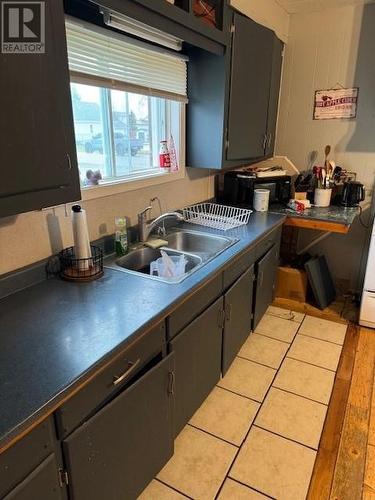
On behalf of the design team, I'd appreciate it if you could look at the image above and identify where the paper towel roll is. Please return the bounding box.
[72,205,92,270]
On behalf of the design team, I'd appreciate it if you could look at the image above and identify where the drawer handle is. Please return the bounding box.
[113,358,141,386]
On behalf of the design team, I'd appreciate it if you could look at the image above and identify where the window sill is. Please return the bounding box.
[81,168,186,202]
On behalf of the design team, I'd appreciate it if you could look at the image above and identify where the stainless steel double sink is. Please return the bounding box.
[105,229,238,283]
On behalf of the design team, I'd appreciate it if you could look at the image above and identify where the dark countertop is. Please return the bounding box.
[0,213,285,452]
[271,205,359,226]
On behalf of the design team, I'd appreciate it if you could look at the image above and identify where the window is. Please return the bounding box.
[65,17,187,190]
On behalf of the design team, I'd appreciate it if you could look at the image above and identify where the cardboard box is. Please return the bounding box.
[276,266,308,303]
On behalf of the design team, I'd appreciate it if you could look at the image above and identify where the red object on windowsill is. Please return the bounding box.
[193,0,217,28]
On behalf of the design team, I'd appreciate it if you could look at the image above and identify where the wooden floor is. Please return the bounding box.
[274,301,375,499]
[274,297,375,499]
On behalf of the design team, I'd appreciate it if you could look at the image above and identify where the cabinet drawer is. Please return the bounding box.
[167,274,222,340]
[55,321,166,439]
[0,418,55,499]
[223,247,255,290]
[255,226,281,260]
[3,454,63,500]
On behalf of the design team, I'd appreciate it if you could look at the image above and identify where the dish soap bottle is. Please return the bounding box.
[115,217,128,256]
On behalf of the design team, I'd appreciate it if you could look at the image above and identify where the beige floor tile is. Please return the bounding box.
[218,478,269,499]
[273,358,335,404]
[190,386,259,446]
[288,334,342,371]
[218,357,276,402]
[267,305,305,323]
[230,427,316,500]
[138,480,188,499]
[157,426,237,500]
[255,387,327,449]
[255,314,300,343]
[239,333,289,369]
[299,315,347,345]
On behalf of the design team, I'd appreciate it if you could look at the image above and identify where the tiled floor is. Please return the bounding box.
[139,306,347,500]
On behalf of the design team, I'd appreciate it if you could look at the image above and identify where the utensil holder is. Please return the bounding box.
[314,188,332,207]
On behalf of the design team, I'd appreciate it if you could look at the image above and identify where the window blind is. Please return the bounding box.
[65,17,188,102]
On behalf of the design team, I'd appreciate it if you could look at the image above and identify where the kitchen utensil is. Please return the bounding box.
[324,145,331,167]
[321,169,327,189]
[341,181,365,207]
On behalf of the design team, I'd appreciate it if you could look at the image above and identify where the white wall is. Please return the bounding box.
[230,0,290,42]
[276,3,375,290]
[0,169,213,275]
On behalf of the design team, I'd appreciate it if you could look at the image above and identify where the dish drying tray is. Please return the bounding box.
[182,203,252,231]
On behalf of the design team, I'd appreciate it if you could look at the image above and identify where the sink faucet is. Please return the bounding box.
[138,206,184,242]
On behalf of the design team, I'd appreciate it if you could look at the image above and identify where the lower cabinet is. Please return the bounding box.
[170,298,224,437]
[3,454,64,500]
[222,266,255,375]
[253,244,279,329]
[62,353,175,500]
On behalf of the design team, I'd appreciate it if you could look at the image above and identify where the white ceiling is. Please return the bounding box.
[275,0,375,14]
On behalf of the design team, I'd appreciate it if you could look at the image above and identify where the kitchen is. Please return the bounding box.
[0,0,375,499]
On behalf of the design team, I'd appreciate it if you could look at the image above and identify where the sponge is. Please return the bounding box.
[144,239,169,249]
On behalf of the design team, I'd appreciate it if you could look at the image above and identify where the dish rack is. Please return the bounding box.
[182,203,252,231]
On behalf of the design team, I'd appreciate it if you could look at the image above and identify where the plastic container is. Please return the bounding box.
[150,255,187,278]
[314,188,332,207]
[253,189,270,212]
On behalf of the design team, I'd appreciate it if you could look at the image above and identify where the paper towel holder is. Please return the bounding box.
[59,245,104,282]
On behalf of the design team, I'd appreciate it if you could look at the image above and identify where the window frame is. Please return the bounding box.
[74,88,186,202]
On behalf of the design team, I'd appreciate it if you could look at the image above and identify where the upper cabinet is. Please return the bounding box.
[0,0,81,218]
[186,10,284,170]
[84,0,230,54]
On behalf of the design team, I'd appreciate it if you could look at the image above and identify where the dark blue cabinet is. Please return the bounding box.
[187,10,283,169]
[62,354,175,500]
[0,0,80,218]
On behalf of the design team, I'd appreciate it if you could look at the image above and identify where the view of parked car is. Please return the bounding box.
[84,132,144,156]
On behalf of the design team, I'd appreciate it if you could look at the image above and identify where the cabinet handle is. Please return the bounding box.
[67,153,72,171]
[267,133,272,151]
[113,358,141,386]
[258,270,264,287]
[168,371,175,396]
[225,303,232,322]
[262,134,267,151]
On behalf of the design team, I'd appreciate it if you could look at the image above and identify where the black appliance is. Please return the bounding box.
[341,181,365,207]
[221,171,292,209]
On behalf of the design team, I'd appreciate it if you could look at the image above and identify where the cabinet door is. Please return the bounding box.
[253,244,279,329]
[170,297,223,436]
[0,0,80,217]
[265,36,283,156]
[4,454,63,500]
[63,354,175,500]
[222,266,255,375]
[226,13,273,161]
